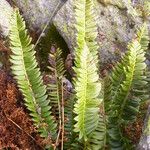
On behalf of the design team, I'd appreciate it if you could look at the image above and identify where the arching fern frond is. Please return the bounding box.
[9,9,57,140]
[106,24,149,149]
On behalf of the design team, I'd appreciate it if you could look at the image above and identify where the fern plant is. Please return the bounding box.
[8,1,150,150]
[9,9,57,142]
[73,0,103,143]
[104,24,149,149]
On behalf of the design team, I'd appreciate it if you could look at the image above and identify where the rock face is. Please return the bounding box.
[53,0,144,64]
[12,0,61,32]
[137,106,150,150]
[0,0,13,37]
[2,0,146,64]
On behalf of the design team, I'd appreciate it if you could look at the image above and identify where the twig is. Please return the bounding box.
[33,1,62,49]
[61,79,65,150]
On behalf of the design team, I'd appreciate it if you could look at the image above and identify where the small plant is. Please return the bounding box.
[8,0,149,149]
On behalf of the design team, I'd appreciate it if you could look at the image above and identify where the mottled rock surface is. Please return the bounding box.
[0,0,13,37]
[53,0,145,64]
[1,0,148,64]
[13,0,61,32]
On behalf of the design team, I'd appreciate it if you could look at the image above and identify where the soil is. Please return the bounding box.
[0,70,44,150]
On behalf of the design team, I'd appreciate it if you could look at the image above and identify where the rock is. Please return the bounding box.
[0,0,149,64]
[12,0,61,32]
[137,105,150,150]
[0,0,13,37]
[53,0,144,64]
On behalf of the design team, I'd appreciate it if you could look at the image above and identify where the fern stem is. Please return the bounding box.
[61,79,65,150]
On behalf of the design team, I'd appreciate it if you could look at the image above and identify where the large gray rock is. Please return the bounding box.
[12,0,61,32]
[2,0,147,64]
[53,0,144,64]
[0,0,13,37]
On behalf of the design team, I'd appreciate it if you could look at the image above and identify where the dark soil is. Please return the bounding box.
[0,70,44,150]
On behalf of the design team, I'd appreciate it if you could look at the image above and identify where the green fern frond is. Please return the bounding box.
[73,0,103,143]
[46,47,66,148]
[47,48,65,106]
[64,95,82,149]
[137,23,149,51]
[9,9,57,139]
[86,111,106,150]
[85,0,99,58]
[74,43,101,140]
[106,24,149,149]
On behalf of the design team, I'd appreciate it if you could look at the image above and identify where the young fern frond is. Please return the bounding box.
[47,47,66,148]
[137,23,149,51]
[106,24,149,149]
[9,9,57,139]
[73,0,104,146]
[47,48,65,107]
[85,0,99,58]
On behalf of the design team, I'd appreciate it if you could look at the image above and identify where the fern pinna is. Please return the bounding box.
[73,0,105,149]
[105,24,149,149]
[9,9,57,142]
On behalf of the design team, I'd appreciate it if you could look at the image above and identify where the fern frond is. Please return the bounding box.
[106,25,148,148]
[137,23,149,51]
[9,9,57,139]
[85,0,99,58]
[64,95,82,149]
[73,0,103,144]
[74,43,101,140]
[86,111,106,150]
[47,48,65,106]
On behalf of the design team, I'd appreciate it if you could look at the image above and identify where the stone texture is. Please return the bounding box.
[1,0,148,64]
[13,0,61,32]
[53,0,144,64]
[0,0,13,37]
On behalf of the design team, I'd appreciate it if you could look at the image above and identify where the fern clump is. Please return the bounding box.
[8,1,150,149]
[9,9,57,140]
